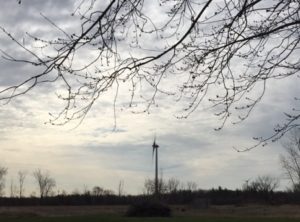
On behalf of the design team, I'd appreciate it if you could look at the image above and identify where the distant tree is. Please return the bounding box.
[30,191,37,198]
[243,175,279,192]
[71,189,80,195]
[242,179,251,191]
[60,190,68,196]
[92,186,115,196]
[143,178,153,195]
[166,178,180,193]
[0,166,7,197]
[118,180,125,196]
[280,128,300,191]
[143,178,167,195]
[103,189,115,195]
[186,181,198,192]
[92,186,104,196]
[18,170,27,198]
[83,185,91,195]
[9,178,17,197]
[33,169,56,198]
[1,0,299,146]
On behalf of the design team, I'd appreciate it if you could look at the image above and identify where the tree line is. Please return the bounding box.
[1,128,299,205]
[0,178,300,207]
[0,168,56,199]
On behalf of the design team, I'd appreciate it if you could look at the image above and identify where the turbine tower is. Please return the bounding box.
[152,136,159,198]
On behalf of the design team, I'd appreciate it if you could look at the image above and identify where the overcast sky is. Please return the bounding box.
[0,0,299,196]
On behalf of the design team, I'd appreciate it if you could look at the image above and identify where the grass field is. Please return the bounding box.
[1,205,300,222]
[2,215,300,222]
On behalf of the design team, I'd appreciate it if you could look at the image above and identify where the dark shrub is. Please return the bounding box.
[126,201,171,217]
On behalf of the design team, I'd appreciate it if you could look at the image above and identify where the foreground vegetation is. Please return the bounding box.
[1,215,300,222]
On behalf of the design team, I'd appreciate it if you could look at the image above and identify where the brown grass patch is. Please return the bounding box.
[0,204,300,218]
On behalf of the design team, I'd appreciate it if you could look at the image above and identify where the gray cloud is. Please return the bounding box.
[0,0,298,195]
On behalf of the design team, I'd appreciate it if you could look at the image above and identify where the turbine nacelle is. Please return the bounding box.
[152,141,159,149]
[152,138,159,158]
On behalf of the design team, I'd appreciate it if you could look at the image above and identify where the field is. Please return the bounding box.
[1,205,300,222]
[1,215,300,222]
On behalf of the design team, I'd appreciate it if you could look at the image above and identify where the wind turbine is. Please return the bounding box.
[152,136,159,198]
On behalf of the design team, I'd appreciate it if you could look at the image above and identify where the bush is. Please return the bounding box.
[126,201,171,217]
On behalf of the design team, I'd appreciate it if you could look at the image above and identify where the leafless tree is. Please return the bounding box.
[166,177,180,193]
[103,189,115,195]
[186,181,198,192]
[0,1,299,146]
[143,178,167,195]
[92,186,104,196]
[0,166,7,197]
[92,185,115,196]
[71,189,81,195]
[242,175,279,192]
[280,128,300,191]
[10,178,18,197]
[257,176,279,192]
[33,169,56,198]
[143,178,153,195]
[118,180,125,196]
[83,184,91,195]
[18,170,27,198]
[242,179,251,191]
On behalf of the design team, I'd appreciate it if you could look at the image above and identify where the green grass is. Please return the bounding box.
[1,215,300,222]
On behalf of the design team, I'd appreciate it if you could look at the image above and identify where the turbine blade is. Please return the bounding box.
[152,134,158,162]
[152,146,155,161]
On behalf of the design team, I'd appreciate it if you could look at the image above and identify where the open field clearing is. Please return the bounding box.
[2,205,300,217]
[1,205,300,221]
[1,215,300,222]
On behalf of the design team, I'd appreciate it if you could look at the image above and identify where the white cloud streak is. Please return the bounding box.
[0,0,298,195]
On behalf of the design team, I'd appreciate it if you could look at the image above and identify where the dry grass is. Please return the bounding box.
[0,205,127,217]
[172,204,300,218]
[1,204,300,218]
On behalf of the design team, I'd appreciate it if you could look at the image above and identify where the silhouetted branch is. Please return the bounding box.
[0,0,299,147]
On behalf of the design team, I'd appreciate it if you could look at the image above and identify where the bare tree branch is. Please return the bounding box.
[0,0,299,147]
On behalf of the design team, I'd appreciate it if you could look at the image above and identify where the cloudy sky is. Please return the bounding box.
[0,0,299,196]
